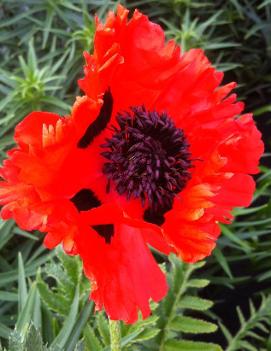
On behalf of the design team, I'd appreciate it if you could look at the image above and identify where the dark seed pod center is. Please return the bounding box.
[101,106,192,225]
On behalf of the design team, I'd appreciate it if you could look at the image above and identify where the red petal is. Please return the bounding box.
[213,173,255,209]
[15,111,61,150]
[220,114,264,174]
[77,224,168,323]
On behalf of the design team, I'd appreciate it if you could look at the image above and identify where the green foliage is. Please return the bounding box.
[0,250,222,350]
[35,248,93,350]
[222,296,271,351]
[8,324,48,351]
[0,249,93,351]
[150,256,221,351]
[37,248,86,316]
[207,164,271,288]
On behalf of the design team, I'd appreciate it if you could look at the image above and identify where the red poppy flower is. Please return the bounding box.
[0,5,264,323]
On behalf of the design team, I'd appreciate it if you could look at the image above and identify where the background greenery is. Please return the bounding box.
[0,0,270,350]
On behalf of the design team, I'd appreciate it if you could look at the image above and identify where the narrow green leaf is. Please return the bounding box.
[179,296,213,311]
[219,322,232,343]
[57,249,81,285]
[27,40,37,72]
[239,340,258,351]
[96,313,110,346]
[213,247,233,279]
[170,316,217,334]
[221,225,251,252]
[50,284,80,349]
[132,328,160,342]
[18,252,28,314]
[33,290,42,330]
[237,306,246,327]
[0,322,11,339]
[0,221,14,251]
[187,279,210,288]
[16,283,38,333]
[23,324,46,351]
[165,339,223,351]
[84,324,103,351]
[64,301,93,351]
[0,291,18,302]
[129,315,159,333]
[37,274,69,316]
[40,303,55,345]
[120,329,144,349]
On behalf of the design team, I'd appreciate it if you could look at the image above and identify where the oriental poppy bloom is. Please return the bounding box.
[0,5,264,323]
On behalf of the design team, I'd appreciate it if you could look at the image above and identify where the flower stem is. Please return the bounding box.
[109,319,121,351]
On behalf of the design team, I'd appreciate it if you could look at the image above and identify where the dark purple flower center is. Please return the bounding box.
[101,106,192,225]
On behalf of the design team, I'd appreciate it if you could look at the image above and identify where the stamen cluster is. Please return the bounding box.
[101,106,192,218]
